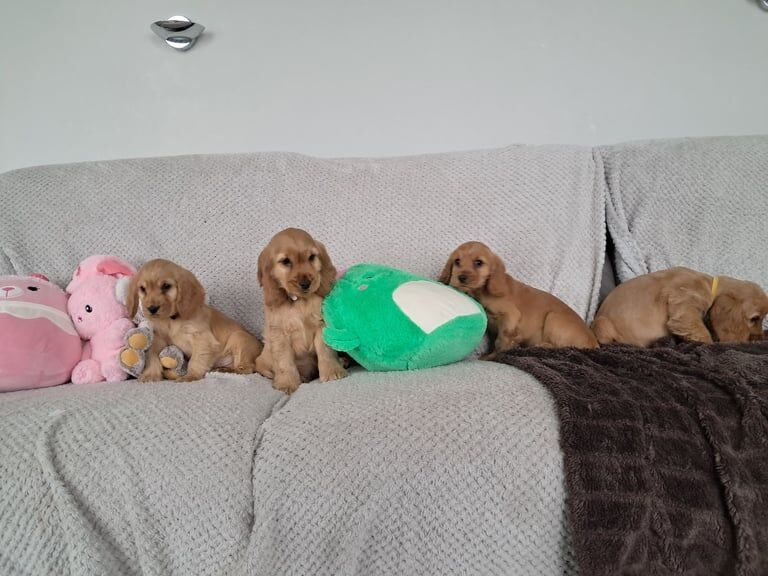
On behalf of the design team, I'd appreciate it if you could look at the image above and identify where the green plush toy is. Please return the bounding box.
[322,264,487,371]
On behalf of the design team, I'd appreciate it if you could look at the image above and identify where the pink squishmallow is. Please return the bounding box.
[0,274,82,392]
[66,255,136,385]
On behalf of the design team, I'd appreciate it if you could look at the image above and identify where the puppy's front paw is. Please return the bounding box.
[253,358,274,379]
[480,351,499,361]
[273,373,301,394]
[233,363,254,375]
[320,364,347,382]
[139,370,163,383]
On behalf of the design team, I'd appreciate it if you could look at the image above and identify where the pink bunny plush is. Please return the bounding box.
[66,255,136,384]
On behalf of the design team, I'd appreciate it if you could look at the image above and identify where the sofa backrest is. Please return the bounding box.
[0,146,606,335]
[599,136,768,292]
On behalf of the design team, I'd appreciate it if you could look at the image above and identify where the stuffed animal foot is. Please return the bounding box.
[71,359,105,385]
[119,324,154,378]
[102,362,128,383]
[159,346,187,377]
[119,346,145,378]
[126,324,152,351]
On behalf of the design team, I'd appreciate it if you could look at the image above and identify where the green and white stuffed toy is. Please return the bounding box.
[322,264,487,371]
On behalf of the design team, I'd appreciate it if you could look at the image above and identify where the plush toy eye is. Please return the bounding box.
[161,282,172,292]
[85,305,93,313]
[280,258,292,267]
[309,254,317,262]
[454,258,460,266]
[474,259,483,267]
[26,286,39,291]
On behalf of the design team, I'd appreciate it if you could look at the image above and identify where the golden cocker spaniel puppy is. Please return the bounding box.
[592,266,768,346]
[440,241,598,356]
[126,259,263,382]
[254,228,347,393]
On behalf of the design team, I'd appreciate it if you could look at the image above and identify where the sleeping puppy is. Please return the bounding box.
[440,241,598,356]
[592,266,768,347]
[254,228,347,394]
[126,259,263,382]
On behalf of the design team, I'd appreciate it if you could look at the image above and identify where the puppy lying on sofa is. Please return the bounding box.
[440,241,598,356]
[592,266,768,347]
[126,259,263,382]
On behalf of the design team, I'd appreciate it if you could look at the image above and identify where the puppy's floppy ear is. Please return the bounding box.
[258,246,284,307]
[486,252,507,297]
[175,267,206,319]
[125,273,139,318]
[438,252,455,285]
[709,293,749,343]
[316,241,337,297]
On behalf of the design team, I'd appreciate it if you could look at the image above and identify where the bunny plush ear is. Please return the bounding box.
[114,277,132,305]
[67,255,136,293]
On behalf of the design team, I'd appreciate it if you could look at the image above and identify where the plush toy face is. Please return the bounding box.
[323,264,487,371]
[67,275,128,340]
[0,275,82,391]
[1,274,69,311]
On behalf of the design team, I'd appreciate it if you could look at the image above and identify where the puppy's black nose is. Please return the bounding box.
[299,279,311,291]
[147,305,160,315]
[458,274,468,284]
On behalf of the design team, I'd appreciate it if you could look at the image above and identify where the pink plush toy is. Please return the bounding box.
[66,255,136,384]
[0,274,82,392]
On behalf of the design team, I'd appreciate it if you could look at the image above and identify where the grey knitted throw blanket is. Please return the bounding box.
[495,338,768,576]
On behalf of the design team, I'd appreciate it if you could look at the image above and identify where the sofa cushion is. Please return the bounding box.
[0,374,285,576]
[244,361,576,575]
[0,146,606,333]
[600,136,768,289]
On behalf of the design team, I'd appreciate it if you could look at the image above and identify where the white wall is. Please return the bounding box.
[1,0,767,173]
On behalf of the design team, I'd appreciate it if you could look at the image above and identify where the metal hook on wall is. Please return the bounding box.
[151,15,205,52]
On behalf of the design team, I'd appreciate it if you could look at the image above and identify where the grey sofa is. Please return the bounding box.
[1,136,766,575]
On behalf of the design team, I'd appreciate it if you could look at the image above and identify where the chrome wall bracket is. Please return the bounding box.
[151,16,205,52]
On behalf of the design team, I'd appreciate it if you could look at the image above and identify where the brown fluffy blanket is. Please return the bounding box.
[495,338,768,576]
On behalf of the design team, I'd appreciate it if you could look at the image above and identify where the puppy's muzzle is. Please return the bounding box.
[298,277,312,292]
[458,274,468,285]
[147,305,160,315]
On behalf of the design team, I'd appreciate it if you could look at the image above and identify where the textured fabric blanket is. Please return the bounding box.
[0,362,577,576]
[0,145,605,334]
[600,136,768,293]
[0,374,286,576]
[495,339,768,576]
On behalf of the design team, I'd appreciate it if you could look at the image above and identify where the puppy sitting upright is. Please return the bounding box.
[592,266,768,347]
[440,241,598,356]
[127,259,263,382]
[254,228,347,394]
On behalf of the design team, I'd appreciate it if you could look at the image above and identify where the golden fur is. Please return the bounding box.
[254,228,347,393]
[440,241,598,355]
[126,259,263,382]
[592,266,768,347]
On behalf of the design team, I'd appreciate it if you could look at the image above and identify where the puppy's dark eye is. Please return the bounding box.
[85,305,93,313]
[280,258,292,267]
[454,258,460,266]
[27,286,39,291]
[749,315,761,324]
[139,286,146,294]
[309,254,317,262]
[161,282,172,292]
[474,259,483,267]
